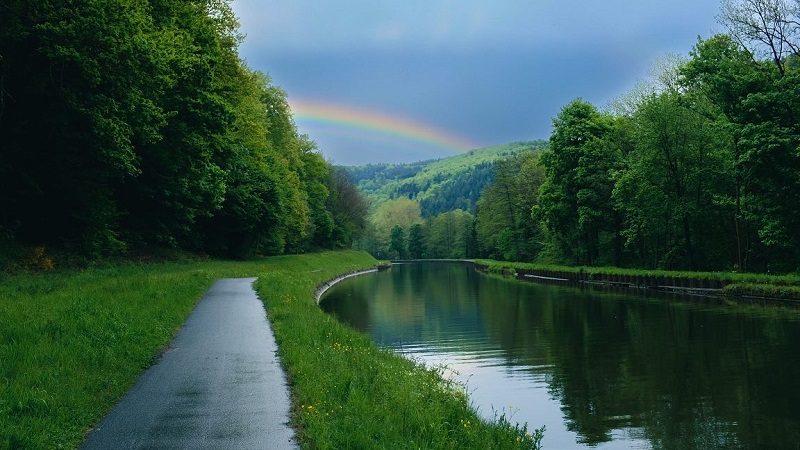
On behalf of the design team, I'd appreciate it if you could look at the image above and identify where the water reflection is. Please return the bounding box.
[321,262,800,449]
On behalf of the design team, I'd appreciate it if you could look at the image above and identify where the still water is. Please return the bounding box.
[320,262,800,449]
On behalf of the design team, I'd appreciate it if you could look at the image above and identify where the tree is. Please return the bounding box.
[614,92,734,270]
[426,210,474,259]
[326,167,368,248]
[407,224,426,259]
[476,151,543,261]
[389,225,407,259]
[0,0,368,259]
[682,34,800,271]
[365,198,422,257]
[300,138,335,249]
[536,100,616,264]
[721,0,800,74]
[0,0,171,253]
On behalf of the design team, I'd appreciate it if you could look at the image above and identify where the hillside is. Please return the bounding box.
[345,141,546,216]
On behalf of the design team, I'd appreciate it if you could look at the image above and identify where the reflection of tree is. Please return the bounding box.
[474,278,800,448]
[323,263,800,448]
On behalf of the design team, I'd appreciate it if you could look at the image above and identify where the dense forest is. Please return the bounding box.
[366,0,800,273]
[348,142,542,217]
[0,0,367,262]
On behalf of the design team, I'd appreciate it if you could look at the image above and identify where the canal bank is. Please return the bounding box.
[473,260,800,304]
[314,263,390,303]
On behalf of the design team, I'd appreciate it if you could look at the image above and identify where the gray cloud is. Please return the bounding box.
[233,0,722,164]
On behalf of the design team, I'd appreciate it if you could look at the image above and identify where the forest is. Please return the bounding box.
[0,0,367,263]
[364,0,800,273]
[348,142,541,216]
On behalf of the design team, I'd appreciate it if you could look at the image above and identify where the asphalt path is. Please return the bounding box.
[82,278,296,449]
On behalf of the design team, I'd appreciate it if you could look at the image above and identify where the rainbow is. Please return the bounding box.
[290,100,478,152]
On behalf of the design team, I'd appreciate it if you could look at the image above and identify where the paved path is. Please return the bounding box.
[82,278,296,449]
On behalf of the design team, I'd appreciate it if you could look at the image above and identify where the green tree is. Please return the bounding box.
[476,152,544,261]
[365,198,422,257]
[300,138,335,250]
[0,0,368,259]
[426,210,474,259]
[536,100,616,264]
[682,34,800,271]
[326,167,369,249]
[614,91,734,270]
[389,225,407,259]
[0,0,171,253]
[407,224,426,259]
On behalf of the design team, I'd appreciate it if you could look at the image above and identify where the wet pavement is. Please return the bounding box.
[82,278,296,449]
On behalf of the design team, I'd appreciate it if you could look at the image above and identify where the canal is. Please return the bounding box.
[320,262,800,449]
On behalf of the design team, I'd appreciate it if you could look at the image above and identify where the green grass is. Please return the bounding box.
[475,259,800,301]
[0,251,542,449]
[474,259,800,286]
[722,283,800,300]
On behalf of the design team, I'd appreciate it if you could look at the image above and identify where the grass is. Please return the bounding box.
[0,251,542,449]
[721,283,800,300]
[474,259,800,286]
[474,259,800,301]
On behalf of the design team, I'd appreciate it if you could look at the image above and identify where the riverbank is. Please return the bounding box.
[0,251,541,449]
[474,259,800,303]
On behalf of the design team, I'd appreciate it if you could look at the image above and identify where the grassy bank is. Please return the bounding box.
[0,251,541,449]
[475,259,800,300]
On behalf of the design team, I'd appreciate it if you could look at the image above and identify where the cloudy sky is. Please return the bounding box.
[232,1,722,165]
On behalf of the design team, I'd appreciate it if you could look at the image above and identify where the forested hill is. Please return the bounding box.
[345,141,546,216]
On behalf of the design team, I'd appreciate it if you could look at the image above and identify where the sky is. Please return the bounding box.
[231,1,722,165]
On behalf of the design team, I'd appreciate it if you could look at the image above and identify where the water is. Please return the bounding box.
[320,262,800,449]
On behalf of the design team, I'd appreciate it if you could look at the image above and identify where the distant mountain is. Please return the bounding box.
[344,141,547,216]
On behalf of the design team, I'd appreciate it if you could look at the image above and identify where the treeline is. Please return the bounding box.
[0,1,367,260]
[346,161,430,190]
[360,152,538,261]
[480,0,800,272]
[357,198,477,260]
[369,0,800,273]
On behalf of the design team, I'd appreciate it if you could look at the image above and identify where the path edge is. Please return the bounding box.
[314,265,388,304]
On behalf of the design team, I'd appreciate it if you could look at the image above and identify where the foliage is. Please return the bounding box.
[359,198,422,259]
[362,206,477,260]
[348,141,546,217]
[325,167,369,249]
[424,209,477,259]
[389,225,407,259]
[0,0,365,260]
[535,100,619,265]
[476,151,544,262]
[407,224,426,259]
[614,91,734,270]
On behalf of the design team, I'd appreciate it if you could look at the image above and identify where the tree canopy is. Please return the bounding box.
[0,0,367,260]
